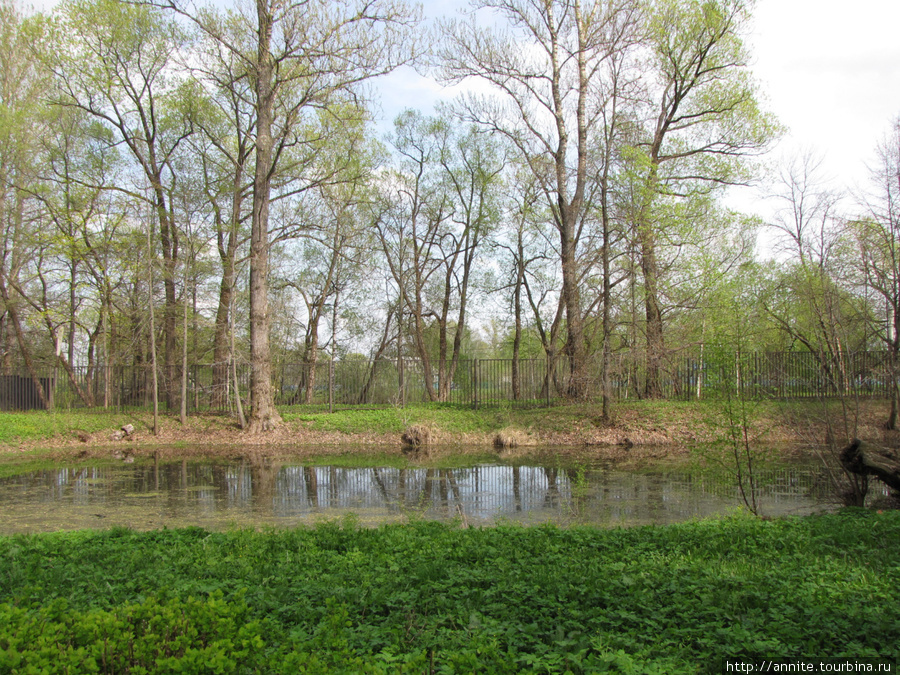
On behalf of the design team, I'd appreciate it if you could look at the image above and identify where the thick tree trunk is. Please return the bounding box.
[411,295,436,403]
[211,266,233,409]
[153,187,179,410]
[0,312,12,375]
[637,154,665,400]
[246,0,282,433]
[600,194,614,421]
[841,439,900,493]
[302,330,319,405]
[559,210,587,399]
[641,226,664,399]
[887,332,900,430]
[598,101,618,421]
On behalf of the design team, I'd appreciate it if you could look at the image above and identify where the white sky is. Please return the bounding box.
[749,0,900,197]
[375,0,900,221]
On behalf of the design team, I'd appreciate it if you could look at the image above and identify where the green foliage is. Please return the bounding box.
[0,513,898,672]
[284,408,407,434]
[0,411,133,445]
[761,260,872,354]
[0,592,267,674]
[286,403,546,436]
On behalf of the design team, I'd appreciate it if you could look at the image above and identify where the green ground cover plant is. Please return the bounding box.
[0,411,132,446]
[0,511,898,673]
[286,403,538,436]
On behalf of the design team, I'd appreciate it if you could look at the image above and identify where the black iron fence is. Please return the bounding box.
[0,350,895,413]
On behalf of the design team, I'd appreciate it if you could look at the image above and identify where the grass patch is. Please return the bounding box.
[0,411,136,445]
[285,403,545,436]
[0,511,897,673]
[284,407,407,434]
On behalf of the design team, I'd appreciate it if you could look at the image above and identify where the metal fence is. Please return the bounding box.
[0,350,895,413]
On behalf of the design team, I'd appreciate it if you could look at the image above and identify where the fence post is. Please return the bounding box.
[473,359,479,409]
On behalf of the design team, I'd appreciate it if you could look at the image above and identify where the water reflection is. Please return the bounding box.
[0,456,886,533]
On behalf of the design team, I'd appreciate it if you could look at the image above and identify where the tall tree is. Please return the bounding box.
[274,175,373,404]
[43,0,193,407]
[763,154,866,409]
[182,40,257,411]
[161,0,419,432]
[431,116,505,400]
[440,0,640,399]
[492,163,544,401]
[377,111,503,402]
[633,0,777,397]
[855,118,900,429]
[0,0,51,402]
[593,36,638,420]
[25,105,125,406]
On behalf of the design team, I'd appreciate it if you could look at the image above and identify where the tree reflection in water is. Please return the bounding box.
[0,457,872,533]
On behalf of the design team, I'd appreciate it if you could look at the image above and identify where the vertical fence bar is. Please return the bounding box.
[14,350,897,413]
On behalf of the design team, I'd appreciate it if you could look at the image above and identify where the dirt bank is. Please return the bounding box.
[3,399,896,463]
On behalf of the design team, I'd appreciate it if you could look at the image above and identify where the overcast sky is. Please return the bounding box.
[749,0,900,196]
[375,0,900,220]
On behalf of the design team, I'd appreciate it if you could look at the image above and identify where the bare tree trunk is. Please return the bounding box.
[640,223,665,399]
[230,290,246,429]
[511,235,524,401]
[147,225,159,436]
[887,327,900,430]
[180,260,189,425]
[246,0,282,433]
[212,264,233,409]
[437,273,452,402]
[102,289,112,409]
[152,184,180,411]
[600,197,614,421]
[560,214,587,398]
[0,313,11,375]
[302,334,319,405]
[410,295,436,402]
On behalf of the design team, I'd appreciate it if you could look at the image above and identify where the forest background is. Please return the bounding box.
[2,0,900,434]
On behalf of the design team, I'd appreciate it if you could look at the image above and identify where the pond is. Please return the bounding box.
[2,449,881,533]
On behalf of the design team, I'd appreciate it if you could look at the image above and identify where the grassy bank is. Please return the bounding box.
[0,399,894,455]
[0,511,897,673]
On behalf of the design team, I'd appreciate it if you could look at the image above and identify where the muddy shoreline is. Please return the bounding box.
[2,400,896,463]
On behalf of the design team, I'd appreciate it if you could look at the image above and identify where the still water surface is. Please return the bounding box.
[0,451,868,533]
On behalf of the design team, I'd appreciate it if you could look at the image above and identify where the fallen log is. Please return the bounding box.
[840,439,900,493]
